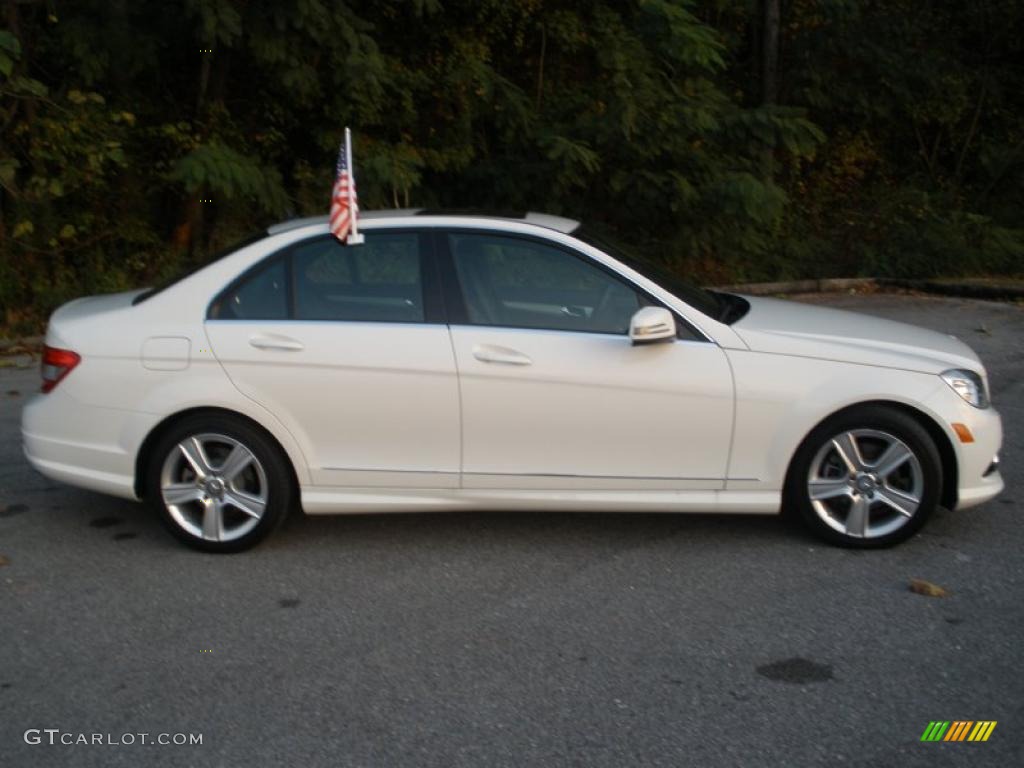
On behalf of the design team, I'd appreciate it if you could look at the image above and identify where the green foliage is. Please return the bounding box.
[170,144,289,215]
[0,30,20,76]
[1,0,1022,335]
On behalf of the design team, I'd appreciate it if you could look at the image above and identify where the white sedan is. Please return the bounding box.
[22,211,1004,551]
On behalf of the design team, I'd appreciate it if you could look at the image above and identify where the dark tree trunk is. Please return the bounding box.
[759,0,781,180]
[762,0,780,105]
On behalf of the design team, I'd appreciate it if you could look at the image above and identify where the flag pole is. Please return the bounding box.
[345,127,364,245]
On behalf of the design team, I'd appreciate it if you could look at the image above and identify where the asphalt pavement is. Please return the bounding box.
[1,292,1021,767]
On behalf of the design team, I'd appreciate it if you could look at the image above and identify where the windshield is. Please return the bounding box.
[572,226,728,320]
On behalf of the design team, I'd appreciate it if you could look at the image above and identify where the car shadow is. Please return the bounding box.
[268,508,800,554]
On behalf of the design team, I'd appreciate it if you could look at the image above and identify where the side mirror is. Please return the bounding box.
[629,306,676,345]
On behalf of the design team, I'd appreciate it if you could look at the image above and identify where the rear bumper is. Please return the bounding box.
[23,441,137,499]
[21,392,141,501]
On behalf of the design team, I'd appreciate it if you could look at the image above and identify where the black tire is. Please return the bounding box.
[784,405,943,548]
[145,413,294,552]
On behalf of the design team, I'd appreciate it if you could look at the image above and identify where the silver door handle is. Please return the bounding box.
[472,344,532,366]
[249,334,304,351]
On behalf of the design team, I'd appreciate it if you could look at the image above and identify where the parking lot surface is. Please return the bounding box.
[1,292,1021,767]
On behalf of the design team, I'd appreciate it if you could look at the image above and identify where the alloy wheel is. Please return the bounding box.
[159,432,268,543]
[806,429,924,539]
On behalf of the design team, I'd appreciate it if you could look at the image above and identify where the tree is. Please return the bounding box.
[1,0,1021,335]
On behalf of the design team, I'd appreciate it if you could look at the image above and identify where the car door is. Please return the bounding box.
[439,230,734,490]
[205,230,461,488]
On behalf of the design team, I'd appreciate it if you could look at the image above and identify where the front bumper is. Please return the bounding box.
[923,384,1004,510]
[957,465,1004,510]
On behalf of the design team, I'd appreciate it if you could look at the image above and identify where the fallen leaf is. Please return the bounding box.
[6,390,20,397]
[0,555,9,567]
[909,578,948,597]
[975,325,991,334]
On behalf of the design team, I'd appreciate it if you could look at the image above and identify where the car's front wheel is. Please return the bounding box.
[145,414,293,552]
[786,405,943,548]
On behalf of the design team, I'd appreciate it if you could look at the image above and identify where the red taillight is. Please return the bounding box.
[41,346,81,393]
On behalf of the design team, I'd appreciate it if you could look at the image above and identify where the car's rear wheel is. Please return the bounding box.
[785,406,943,548]
[145,414,292,552]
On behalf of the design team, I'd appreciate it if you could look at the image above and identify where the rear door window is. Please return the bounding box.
[291,234,424,323]
[209,232,433,323]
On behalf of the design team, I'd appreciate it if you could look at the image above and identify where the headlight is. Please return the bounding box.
[940,369,989,409]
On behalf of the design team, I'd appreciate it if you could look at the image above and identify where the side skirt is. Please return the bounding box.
[300,488,781,515]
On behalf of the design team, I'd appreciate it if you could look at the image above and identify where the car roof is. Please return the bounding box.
[265,210,581,236]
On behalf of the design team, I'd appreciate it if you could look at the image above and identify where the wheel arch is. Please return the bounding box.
[784,399,958,511]
[134,406,302,504]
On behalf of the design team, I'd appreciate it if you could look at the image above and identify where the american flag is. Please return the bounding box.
[329,136,358,242]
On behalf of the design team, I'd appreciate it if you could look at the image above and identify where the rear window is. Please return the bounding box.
[132,232,265,305]
[212,259,289,320]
